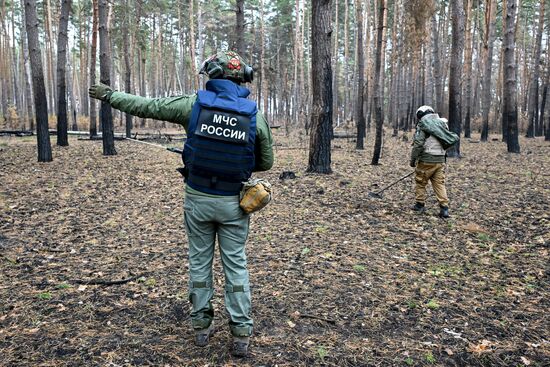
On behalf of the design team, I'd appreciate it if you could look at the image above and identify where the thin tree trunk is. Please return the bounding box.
[123,0,132,137]
[98,0,116,155]
[371,0,386,165]
[332,0,339,129]
[89,0,98,137]
[343,0,350,121]
[480,0,496,142]
[189,0,198,90]
[355,0,365,149]
[24,0,52,162]
[68,55,78,130]
[19,0,34,131]
[432,14,443,112]
[56,0,71,146]
[235,0,245,55]
[526,1,544,137]
[43,0,56,114]
[462,0,473,138]
[447,0,465,157]
[307,0,332,174]
[503,0,520,152]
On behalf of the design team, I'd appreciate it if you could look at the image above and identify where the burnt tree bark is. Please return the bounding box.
[235,0,245,55]
[447,0,464,158]
[98,0,116,155]
[503,0,520,152]
[24,0,52,162]
[307,0,332,174]
[371,0,386,165]
[56,0,72,146]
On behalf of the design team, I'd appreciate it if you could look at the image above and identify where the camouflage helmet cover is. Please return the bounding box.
[199,51,253,83]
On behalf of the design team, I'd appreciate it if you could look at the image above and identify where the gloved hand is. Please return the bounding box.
[88,83,113,101]
[409,160,417,168]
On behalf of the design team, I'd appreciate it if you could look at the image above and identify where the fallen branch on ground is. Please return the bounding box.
[74,273,148,286]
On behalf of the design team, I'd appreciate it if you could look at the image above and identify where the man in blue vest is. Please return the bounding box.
[89,50,274,357]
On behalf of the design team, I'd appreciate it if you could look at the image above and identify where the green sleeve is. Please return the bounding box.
[254,111,274,172]
[410,129,427,163]
[108,92,197,132]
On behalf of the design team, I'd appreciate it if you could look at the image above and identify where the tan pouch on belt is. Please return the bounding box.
[239,178,272,214]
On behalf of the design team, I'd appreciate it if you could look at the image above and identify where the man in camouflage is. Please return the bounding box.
[89,50,274,357]
[410,106,450,218]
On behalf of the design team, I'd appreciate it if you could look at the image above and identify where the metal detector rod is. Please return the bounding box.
[372,171,414,196]
[124,137,182,155]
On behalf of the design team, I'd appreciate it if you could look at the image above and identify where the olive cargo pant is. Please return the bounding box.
[415,161,449,207]
[183,191,252,337]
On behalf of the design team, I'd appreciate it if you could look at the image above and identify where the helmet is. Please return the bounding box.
[416,105,435,120]
[199,51,254,83]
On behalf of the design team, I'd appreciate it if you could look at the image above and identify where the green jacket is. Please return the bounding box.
[108,92,274,172]
[410,129,446,164]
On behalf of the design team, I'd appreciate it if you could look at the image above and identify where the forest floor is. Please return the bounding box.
[0,130,549,367]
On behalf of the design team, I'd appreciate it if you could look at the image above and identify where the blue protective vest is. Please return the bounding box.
[183,79,257,195]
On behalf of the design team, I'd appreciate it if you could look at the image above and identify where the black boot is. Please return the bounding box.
[411,202,425,212]
[194,324,214,347]
[231,336,250,357]
[439,206,450,218]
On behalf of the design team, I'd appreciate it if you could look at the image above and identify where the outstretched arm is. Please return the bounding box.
[89,83,196,130]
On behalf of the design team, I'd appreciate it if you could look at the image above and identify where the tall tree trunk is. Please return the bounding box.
[371,0,386,165]
[480,0,496,142]
[503,0,520,152]
[332,0,339,128]
[197,0,205,89]
[24,0,52,162]
[462,0,473,138]
[447,0,465,157]
[307,0,332,174]
[293,0,302,123]
[123,0,132,137]
[19,0,34,131]
[260,0,269,115]
[431,14,443,112]
[355,0,365,149]
[56,0,71,146]
[527,1,544,137]
[78,2,88,117]
[89,0,98,137]
[68,55,78,130]
[539,79,548,139]
[43,0,56,114]
[98,0,116,155]
[343,0,350,121]
[235,0,245,55]
[189,0,198,90]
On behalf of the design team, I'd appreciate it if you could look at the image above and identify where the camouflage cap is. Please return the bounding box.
[199,51,253,83]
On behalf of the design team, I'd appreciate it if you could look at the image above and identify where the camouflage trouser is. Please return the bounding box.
[183,191,253,337]
[415,161,449,207]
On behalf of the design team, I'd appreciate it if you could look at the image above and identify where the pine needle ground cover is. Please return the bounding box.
[0,133,548,366]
